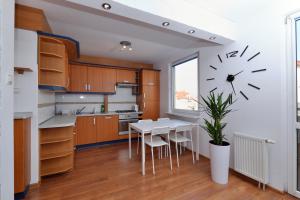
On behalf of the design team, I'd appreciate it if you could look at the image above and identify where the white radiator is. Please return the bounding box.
[233,132,275,190]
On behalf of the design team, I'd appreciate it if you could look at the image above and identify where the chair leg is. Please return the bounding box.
[180,144,182,155]
[151,146,155,175]
[158,147,160,159]
[136,135,140,155]
[191,141,195,164]
[168,144,173,171]
[175,142,179,167]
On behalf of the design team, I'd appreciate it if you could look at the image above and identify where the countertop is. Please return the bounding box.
[39,115,77,129]
[75,111,143,117]
[14,112,33,119]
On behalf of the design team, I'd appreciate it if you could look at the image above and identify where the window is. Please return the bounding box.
[171,53,199,113]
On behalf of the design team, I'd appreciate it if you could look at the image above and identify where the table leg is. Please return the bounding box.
[129,125,132,159]
[142,132,145,175]
[196,125,200,160]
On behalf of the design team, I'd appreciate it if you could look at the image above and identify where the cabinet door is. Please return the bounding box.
[102,68,116,93]
[87,67,103,92]
[142,85,160,101]
[142,70,159,86]
[70,65,88,92]
[142,101,160,120]
[116,69,136,83]
[96,115,119,142]
[76,116,96,145]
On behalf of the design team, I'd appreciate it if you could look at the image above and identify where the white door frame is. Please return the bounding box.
[286,12,300,198]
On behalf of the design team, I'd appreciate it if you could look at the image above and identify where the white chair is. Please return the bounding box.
[136,119,153,155]
[158,118,171,157]
[144,126,173,174]
[170,125,195,167]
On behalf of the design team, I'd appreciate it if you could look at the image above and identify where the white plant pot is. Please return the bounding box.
[209,141,230,184]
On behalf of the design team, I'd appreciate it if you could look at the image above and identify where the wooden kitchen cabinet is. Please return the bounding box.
[96,115,119,142]
[76,116,97,145]
[116,69,136,83]
[138,69,160,120]
[69,64,116,93]
[14,118,31,194]
[70,64,88,92]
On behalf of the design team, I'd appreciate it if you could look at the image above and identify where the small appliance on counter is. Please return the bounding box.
[132,104,138,112]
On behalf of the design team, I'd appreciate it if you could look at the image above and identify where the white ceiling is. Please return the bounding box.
[183,0,272,23]
[16,0,218,64]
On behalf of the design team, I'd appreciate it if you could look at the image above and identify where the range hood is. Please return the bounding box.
[116,82,138,87]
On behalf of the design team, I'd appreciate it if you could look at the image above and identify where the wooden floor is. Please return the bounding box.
[26,142,296,200]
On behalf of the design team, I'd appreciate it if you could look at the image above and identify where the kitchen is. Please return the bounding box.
[6,0,296,199]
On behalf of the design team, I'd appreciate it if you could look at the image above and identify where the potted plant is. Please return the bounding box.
[201,92,234,184]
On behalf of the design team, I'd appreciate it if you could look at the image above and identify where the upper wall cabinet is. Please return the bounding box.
[116,69,136,83]
[69,64,116,93]
[38,36,69,89]
[142,70,160,86]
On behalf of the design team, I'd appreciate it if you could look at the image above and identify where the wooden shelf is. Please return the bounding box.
[14,66,33,74]
[40,67,63,73]
[40,36,64,45]
[40,51,63,58]
[41,151,73,161]
[40,137,72,145]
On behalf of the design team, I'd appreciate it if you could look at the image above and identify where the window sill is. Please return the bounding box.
[166,112,201,119]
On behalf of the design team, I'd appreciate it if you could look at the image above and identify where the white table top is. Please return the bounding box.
[39,115,76,129]
[129,119,197,133]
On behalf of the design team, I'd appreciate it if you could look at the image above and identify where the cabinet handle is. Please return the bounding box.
[105,116,112,119]
[88,84,91,91]
[149,82,154,86]
[143,93,145,99]
[124,80,129,83]
[115,85,116,92]
[93,117,96,125]
[85,84,88,91]
[144,102,145,109]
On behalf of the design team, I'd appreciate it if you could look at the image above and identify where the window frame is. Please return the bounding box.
[170,52,200,115]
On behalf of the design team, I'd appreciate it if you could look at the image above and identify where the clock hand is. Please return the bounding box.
[234,70,243,77]
[230,82,236,95]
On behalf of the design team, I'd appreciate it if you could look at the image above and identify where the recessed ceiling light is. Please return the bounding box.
[162,22,170,27]
[120,41,133,51]
[188,30,195,34]
[102,3,111,10]
[209,36,216,40]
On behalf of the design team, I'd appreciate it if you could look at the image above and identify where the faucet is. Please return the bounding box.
[76,106,86,114]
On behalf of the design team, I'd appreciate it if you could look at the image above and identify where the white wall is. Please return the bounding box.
[0,0,15,199]
[155,0,300,192]
[14,28,39,184]
[38,90,55,124]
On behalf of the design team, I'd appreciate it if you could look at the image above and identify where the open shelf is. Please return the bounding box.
[40,51,63,58]
[40,67,63,73]
[14,66,33,74]
[40,154,73,177]
[40,36,64,45]
[41,151,73,161]
[40,137,72,145]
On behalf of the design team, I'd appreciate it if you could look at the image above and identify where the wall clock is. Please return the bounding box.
[207,45,267,101]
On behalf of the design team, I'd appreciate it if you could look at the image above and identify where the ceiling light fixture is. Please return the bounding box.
[120,41,133,51]
[102,3,111,10]
[162,22,170,27]
[188,30,195,34]
[209,36,216,40]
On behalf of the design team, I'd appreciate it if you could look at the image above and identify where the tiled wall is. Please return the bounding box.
[55,87,137,114]
[38,90,55,124]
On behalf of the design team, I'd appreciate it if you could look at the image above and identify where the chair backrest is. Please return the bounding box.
[175,125,193,133]
[138,119,153,123]
[158,118,170,122]
[151,126,170,136]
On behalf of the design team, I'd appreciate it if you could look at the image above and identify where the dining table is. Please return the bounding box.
[128,119,200,175]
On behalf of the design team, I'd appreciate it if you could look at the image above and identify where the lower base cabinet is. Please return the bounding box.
[40,126,74,177]
[76,115,119,145]
[14,118,31,194]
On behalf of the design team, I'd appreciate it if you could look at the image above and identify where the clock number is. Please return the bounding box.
[226,51,239,58]
[218,54,222,63]
[252,68,266,73]
[240,45,249,57]
[210,87,217,93]
[209,65,217,70]
[240,91,249,100]
[247,52,260,62]
[248,83,260,90]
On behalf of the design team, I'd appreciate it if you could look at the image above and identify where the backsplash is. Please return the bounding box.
[55,88,137,114]
[38,90,55,124]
